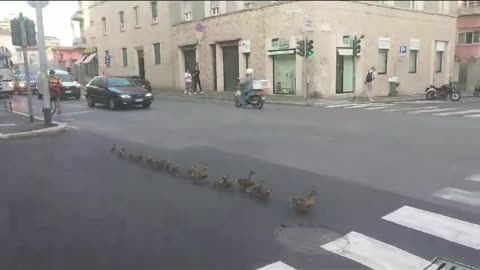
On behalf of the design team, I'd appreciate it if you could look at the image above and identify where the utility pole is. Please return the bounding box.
[352,34,364,101]
[303,30,308,103]
[29,1,51,125]
[19,13,34,122]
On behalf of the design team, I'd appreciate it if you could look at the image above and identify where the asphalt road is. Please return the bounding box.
[1,94,480,270]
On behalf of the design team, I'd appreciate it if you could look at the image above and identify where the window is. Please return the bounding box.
[410,0,424,10]
[244,1,254,9]
[151,1,158,23]
[211,7,219,15]
[439,0,449,13]
[435,51,443,73]
[183,12,192,21]
[378,49,388,74]
[458,31,480,45]
[102,17,107,35]
[458,32,466,45]
[122,48,128,67]
[183,1,192,21]
[134,6,140,28]
[474,31,480,43]
[153,43,161,65]
[466,32,473,44]
[107,77,133,87]
[90,77,106,88]
[119,11,125,31]
[378,0,394,5]
[409,50,417,73]
[105,50,110,68]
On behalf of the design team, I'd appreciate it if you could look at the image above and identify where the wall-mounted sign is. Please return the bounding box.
[239,40,251,53]
[305,19,313,32]
[378,37,390,49]
[195,22,204,32]
[267,49,295,56]
[410,38,420,50]
[400,46,407,56]
[336,34,352,48]
[270,37,294,51]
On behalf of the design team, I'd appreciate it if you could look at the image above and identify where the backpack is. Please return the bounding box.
[366,71,373,83]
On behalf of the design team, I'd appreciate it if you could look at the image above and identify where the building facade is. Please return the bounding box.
[77,1,457,98]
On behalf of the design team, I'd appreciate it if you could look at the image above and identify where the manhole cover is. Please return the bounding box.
[274,224,347,255]
[423,257,479,270]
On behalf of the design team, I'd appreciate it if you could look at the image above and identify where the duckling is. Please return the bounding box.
[145,158,154,167]
[111,144,117,153]
[235,170,256,192]
[214,174,235,188]
[253,181,271,200]
[187,166,209,179]
[155,160,167,170]
[291,190,317,211]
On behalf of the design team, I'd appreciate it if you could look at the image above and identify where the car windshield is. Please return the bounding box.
[56,73,75,82]
[108,77,133,87]
[16,74,26,81]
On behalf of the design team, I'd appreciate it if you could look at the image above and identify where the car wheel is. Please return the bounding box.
[108,98,118,110]
[142,103,151,109]
[38,94,43,100]
[86,95,95,107]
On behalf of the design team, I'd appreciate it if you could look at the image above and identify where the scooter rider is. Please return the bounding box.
[239,68,254,108]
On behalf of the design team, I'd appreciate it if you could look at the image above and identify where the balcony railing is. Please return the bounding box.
[459,1,480,15]
[461,0,480,8]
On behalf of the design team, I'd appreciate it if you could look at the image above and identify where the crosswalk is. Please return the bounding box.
[320,101,480,119]
[256,174,480,270]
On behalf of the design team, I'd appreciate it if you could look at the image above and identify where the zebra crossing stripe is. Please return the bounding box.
[365,106,390,110]
[434,187,480,207]
[321,231,430,270]
[383,106,438,112]
[256,261,297,270]
[325,104,356,108]
[463,114,480,118]
[433,109,480,116]
[407,108,458,114]
[465,174,480,181]
[382,206,480,250]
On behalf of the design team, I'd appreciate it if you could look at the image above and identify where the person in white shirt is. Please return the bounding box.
[184,69,192,95]
[354,66,376,102]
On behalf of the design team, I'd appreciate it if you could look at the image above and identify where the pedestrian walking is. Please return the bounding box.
[192,63,203,95]
[354,66,376,102]
[184,69,192,95]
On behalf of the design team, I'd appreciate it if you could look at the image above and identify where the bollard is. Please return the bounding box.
[9,100,12,112]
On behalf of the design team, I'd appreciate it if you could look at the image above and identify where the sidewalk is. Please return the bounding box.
[152,88,477,106]
[0,110,66,139]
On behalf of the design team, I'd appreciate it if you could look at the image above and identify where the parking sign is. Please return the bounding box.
[400,46,407,56]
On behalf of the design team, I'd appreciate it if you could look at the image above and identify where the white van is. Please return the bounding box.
[0,68,14,95]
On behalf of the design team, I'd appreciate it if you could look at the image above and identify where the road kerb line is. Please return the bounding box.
[465,174,480,182]
[382,206,480,250]
[463,114,480,118]
[383,106,438,112]
[433,109,480,116]
[321,231,430,270]
[407,108,458,114]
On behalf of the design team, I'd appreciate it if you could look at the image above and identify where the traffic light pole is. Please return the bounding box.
[303,30,308,103]
[19,13,34,122]
[34,4,52,125]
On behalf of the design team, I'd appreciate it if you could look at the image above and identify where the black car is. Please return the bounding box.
[85,76,154,110]
[128,76,152,92]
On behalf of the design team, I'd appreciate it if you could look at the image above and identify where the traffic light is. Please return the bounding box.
[352,34,364,56]
[296,39,305,57]
[306,39,314,57]
[10,19,22,46]
[24,19,37,46]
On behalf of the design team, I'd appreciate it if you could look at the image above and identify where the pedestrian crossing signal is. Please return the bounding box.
[296,40,305,57]
[353,34,364,56]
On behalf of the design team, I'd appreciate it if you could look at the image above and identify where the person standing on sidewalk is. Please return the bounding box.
[48,69,62,114]
[192,63,203,95]
[184,69,192,95]
[354,66,376,102]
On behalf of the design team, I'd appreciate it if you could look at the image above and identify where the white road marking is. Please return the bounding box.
[383,106,438,112]
[344,104,385,109]
[434,187,480,207]
[0,123,16,127]
[256,261,297,270]
[382,206,480,250]
[65,104,88,108]
[394,100,443,104]
[321,231,429,270]
[60,111,93,116]
[465,174,480,182]
[407,108,458,114]
[365,106,390,110]
[66,125,80,130]
[433,109,480,116]
[463,114,480,118]
[325,104,355,108]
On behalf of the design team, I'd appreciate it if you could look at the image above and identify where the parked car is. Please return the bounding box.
[85,76,153,110]
[37,70,82,100]
[13,73,37,95]
[128,76,152,92]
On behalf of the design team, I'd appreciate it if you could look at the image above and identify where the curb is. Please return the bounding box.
[154,93,310,106]
[0,110,68,139]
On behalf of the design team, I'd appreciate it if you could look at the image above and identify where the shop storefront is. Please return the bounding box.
[267,37,296,95]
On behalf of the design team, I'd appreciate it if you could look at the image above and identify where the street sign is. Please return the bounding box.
[305,19,313,32]
[400,45,407,56]
[195,22,204,32]
[196,31,203,41]
[105,53,111,65]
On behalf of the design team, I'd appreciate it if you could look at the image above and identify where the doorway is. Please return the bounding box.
[210,45,217,91]
[137,49,145,78]
[336,50,353,93]
[222,45,239,92]
[273,54,296,95]
[183,49,196,73]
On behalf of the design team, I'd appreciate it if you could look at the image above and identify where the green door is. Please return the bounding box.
[273,54,296,95]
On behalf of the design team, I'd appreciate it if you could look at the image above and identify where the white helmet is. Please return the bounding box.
[246,68,254,75]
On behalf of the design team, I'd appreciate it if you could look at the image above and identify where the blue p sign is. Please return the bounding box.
[400,46,407,55]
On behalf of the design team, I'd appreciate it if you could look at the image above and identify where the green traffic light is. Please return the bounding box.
[307,50,314,57]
